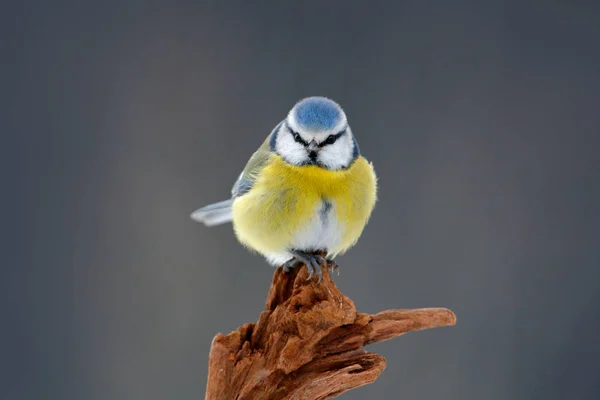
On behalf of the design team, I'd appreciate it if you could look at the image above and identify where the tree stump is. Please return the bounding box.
[205,263,456,399]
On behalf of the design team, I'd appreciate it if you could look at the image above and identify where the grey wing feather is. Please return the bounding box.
[190,122,280,227]
[231,174,254,198]
[231,122,281,198]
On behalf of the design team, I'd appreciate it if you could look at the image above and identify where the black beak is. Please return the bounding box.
[307,140,319,153]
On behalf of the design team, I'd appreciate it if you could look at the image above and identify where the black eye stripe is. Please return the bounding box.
[318,129,346,147]
[286,125,346,148]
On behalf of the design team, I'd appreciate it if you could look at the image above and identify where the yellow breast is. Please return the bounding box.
[232,154,377,257]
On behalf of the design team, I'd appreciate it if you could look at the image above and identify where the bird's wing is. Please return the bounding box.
[231,122,282,198]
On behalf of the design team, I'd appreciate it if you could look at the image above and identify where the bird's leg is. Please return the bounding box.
[290,250,326,283]
[327,259,340,276]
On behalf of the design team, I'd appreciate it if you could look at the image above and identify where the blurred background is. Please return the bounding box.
[5,1,600,399]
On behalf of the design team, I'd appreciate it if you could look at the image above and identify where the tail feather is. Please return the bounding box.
[190,199,233,227]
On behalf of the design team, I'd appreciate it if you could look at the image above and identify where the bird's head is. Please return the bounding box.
[270,97,359,170]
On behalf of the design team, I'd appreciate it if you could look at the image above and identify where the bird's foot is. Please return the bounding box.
[282,258,301,273]
[289,250,327,283]
[327,259,340,276]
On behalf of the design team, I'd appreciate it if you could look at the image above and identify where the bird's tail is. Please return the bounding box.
[190,199,233,226]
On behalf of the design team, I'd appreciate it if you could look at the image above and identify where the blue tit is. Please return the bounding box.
[191,97,377,282]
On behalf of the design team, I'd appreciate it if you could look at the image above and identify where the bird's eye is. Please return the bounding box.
[323,135,337,145]
[291,130,304,144]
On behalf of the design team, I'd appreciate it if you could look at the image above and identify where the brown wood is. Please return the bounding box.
[205,263,456,399]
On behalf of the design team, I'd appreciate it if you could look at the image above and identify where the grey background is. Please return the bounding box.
[5,1,600,399]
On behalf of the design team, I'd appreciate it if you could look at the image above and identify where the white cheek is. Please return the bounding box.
[318,136,353,170]
[276,133,308,165]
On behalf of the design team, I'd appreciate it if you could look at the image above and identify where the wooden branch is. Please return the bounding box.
[206,262,456,400]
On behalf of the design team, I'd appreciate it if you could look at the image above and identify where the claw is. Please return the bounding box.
[290,250,325,283]
[312,259,323,283]
[283,259,301,273]
[328,260,340,276]
[312,255,326,283]
[306,260,315,281]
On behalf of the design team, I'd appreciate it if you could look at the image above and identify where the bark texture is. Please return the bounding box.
[205,264,456,399]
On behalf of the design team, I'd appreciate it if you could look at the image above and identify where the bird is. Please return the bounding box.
[191,97,377,282]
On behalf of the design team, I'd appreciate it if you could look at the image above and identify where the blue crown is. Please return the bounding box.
[292,97,343,131]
